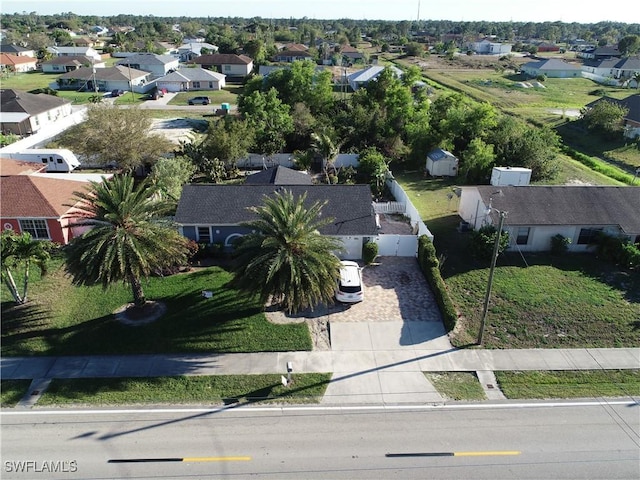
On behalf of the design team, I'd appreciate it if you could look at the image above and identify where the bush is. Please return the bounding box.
[593,232,640,269]
[550,234,571,255]
[362,241,378,265]
[469,225,510,260]
[417,235,458,332]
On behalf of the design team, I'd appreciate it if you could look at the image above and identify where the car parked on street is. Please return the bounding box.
[336,261,364,303]
[188,96,210,105]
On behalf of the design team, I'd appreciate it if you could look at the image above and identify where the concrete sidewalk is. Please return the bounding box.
[2,344,638,406]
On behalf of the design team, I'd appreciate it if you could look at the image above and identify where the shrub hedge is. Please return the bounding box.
[417,235,458,332]
[560,145,635,185]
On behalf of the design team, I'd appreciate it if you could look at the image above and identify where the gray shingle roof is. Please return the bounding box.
[57,65,149,81]
[244,166,312,185]
[193,54,253,65]
[157,67,225,82]
[523,59,581,71]
[175,184,378,236]
[586,94,640,123]
[116,53,178,66]
[475,186,640,233]
[0,89,70,115]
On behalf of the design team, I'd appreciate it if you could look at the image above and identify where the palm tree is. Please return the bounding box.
[63,175,189,308]
[232,189,344,314]
[310,131,340,184]
[1,230,54,304]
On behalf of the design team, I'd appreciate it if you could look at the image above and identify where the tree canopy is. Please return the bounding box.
[56,104,173,172]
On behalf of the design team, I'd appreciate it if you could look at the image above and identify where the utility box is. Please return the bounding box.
[490,166,532,186]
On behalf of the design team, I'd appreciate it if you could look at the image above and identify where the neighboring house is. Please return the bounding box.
[175,184,378,259]
[471,39,512,55]
[155,67,225,92]
[47,46,101,62]
[177,42,218,62]
[191,54,253,78]
[458,185,640,252]
[90,26,109,36]
[585,94,640,139]
[577,45,621,60]
[56,65,150,92]
[521,59,582,78]
[0,89,72,136]
[0,158,111,244]
[0,43,36,57]
[582,56,640,86]
[425,148,458,177]
[0,53,37,72]
[536,42,560,52]
[116,53,180,79]
[273,49,313,63]
[41,55,105,73]
[244,166,312,185]
[340,45,365,64]
[346,65,403,91]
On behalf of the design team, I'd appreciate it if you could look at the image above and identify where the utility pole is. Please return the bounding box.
[478,210,507,346]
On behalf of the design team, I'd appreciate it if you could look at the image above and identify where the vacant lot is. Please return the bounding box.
[1,257,311,356]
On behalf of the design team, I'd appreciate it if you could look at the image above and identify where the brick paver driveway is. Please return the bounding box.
[327,257,442,323]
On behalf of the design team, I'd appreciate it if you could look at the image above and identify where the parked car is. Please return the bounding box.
[188,96,210,105]
[111,89,125,97]
[335,261,364,303]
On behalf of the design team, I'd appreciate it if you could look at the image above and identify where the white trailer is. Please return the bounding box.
[3,149,81,172]
[490,166,532,186]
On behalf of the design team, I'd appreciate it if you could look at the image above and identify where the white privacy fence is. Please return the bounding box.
[373,201,405,214]
[385,175,434,240]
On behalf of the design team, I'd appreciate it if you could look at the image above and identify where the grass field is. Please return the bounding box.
[38,374,332,406]
[394,171,640,349]
[495,370,640,399]
[424,372,486,400]
[1,257,311,356]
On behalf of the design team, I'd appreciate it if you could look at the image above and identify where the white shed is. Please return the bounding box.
[426,148,459,177]
[490,167,532,186]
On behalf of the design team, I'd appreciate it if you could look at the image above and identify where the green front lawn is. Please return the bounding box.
[495,370,640,399]
[0,380,31,407]
[168,89,239,107]
[38,374,331,406]
[1,257,311,356]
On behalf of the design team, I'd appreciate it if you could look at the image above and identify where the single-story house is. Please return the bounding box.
[0,43,36,57]
[521,59,582,78]
[175,184,378,259]
[116,53,180,79]
[155,67,225,92]
[471,39,512,55]
[47,46,102,62]
[340,45,365,64]
[536,42,560,53]
[191,54,254,79]
[56,65,150,92]
[273,49,313,63]
[458,185,640,252]
[41,55,106,73]
[577,46,621,60]
[244,166,312,185]
[582,56,640,86]
[0,53,37,73]
[346,65,403,91]
[177,42,218,62]
[0,158,111,244]
[425,148,458,177]
[585,94,640,139]
[0,89,73,136]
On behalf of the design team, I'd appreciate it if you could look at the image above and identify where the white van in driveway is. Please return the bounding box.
[336,261,364,303]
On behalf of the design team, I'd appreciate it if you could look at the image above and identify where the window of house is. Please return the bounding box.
[19,219,50,240]
[516,227,530,245]
[192,81,200,88]
[209,82,214,88]
[197,226,211,243]
[577,227,602,245]
[224,65,231,71]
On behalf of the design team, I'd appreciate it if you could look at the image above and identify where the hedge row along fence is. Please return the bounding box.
[417,235,458,332]
[560,145,636,185]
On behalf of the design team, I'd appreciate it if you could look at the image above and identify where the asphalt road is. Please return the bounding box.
[2,401,638,479]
